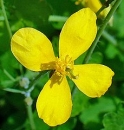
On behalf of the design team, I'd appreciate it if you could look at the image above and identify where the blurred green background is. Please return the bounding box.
[0,0,124,130]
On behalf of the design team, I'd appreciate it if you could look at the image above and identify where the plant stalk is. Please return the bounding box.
[83,0,122,64]
[1,0,12,39]
[26,105,36,130]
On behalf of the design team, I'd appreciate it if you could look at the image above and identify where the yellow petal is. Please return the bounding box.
[72,64,114,97]
[36,73,72,126]
[84,0,110,18]
[59,8,97,60]
[11,28,55,71]
[84,0,102,13]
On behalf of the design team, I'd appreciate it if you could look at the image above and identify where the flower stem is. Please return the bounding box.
[96,5,105,16]
[3,70,48,130]
[1,0,12,39]
[102,30,117,46]
[3,88,25,95]
[29,70,48,88]
[83,0,122,64]
[49,15,68,22]
[3,69,16,82]
[26,105,36,130]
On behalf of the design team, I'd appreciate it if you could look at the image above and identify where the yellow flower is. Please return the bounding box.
[83,0,111,18]
[11,8,114,126]
[76,0,113,25]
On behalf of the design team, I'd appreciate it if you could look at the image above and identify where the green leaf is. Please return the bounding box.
[25,110,50,130]
[105,44,119,59]
[88,52,103,63]
[0,25,10,54]
[52,118,77,130]
[5,0,52,25]
[71,88,89,117]
[102,102,124,130]
[0,51,20,87]
[113,0,124,37]
[79,96,117,124]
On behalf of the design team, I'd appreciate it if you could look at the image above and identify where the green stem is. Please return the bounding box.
[96,5,105,16]
[102,30,117,46]
[83,0,122,64]
[1,0,12,39]
[26,105,36,130]
[3,69,16,82]
[3,88,25,94]
[19,65,24,76]
[3,71,48,130]
[29,70,48,88]
[49,15,68,22]
[25,71,48,129]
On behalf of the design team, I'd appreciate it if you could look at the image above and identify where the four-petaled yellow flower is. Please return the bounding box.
[11,8,114,126]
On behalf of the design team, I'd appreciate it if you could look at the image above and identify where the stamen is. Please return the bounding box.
[66,67,79,79]
[70,72,79,79]
[54,55,78,79]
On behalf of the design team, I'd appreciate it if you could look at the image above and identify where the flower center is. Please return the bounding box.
[54,55,78,79]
